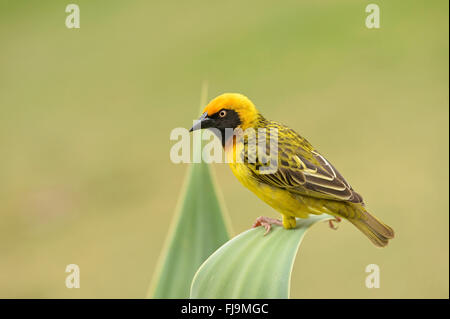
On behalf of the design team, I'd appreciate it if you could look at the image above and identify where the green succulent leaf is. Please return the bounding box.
[149,162,231,298]
[190,214,333,299]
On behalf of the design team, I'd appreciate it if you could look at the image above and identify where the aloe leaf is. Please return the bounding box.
[149,82,231,298]
[190,214,333,299]
[149,162,232,298]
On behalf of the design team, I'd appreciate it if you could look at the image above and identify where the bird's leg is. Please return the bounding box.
[328,216,342,230]
[252,216,283,236]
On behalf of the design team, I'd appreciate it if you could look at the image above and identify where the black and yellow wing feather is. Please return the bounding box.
[242,121,364,205]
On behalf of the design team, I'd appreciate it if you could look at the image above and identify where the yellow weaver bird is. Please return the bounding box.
[189,93,394,247]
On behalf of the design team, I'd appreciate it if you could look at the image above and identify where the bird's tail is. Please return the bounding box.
[346,208,395,247]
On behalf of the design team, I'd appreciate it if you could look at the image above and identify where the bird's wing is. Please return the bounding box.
[243,124,364,204]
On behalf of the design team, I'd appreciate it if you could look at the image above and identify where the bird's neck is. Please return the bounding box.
[216,113,266,148]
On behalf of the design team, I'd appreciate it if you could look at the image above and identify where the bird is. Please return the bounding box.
[189,93,394,247]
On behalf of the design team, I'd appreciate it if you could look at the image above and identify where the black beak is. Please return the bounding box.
[189,112,215,132]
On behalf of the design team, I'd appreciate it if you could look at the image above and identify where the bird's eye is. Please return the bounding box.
[219,110,227,118]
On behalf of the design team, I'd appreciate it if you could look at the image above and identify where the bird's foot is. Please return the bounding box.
[252,216,283,236]
[328,216,342,230]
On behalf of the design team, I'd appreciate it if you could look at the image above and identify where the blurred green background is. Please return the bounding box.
[0,0,448,298]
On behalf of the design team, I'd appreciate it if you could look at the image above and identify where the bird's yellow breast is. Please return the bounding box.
[225,140,310,218]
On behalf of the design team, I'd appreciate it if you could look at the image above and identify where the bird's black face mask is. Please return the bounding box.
[189,109,241,146]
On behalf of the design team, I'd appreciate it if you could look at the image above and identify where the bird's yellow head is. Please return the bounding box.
[189,93,260,137]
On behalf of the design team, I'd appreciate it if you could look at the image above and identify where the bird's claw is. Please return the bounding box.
[328,216,342,230]
[252,216,282,236]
